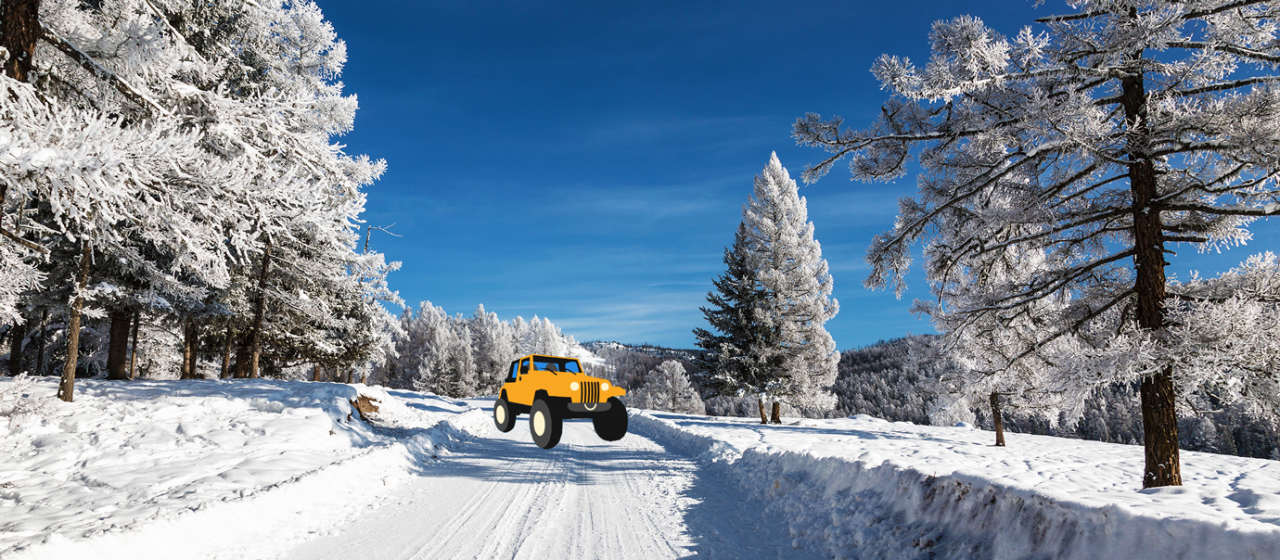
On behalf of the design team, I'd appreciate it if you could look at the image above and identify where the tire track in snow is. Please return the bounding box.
[280,419,694,560]
[279,414,817,560]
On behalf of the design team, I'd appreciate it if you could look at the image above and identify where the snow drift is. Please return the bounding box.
[629,411,1280,560]
[0,377,490,559]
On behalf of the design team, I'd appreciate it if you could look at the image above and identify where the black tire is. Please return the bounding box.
[493,396,516,433]
[592,397,628,441]
[529,398,562,449]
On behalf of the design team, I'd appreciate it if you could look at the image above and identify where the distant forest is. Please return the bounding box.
[592,339,1280,461]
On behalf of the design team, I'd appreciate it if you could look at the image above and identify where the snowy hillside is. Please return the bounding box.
[3,376,1278,559]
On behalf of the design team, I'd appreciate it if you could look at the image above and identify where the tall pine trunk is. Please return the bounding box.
[770,401,781,424]
[0,0,41,83]
[8,319,24,377]
[128,311,139,380]
[990,392,1005,447]
[57,240,91,402]
[248,239,272,379]
[105,309,131,380]
[1121,46,1181,488]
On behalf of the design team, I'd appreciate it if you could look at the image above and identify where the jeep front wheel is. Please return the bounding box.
[592,397,628,441]
[529,398,563,449]
[493,397,516,433]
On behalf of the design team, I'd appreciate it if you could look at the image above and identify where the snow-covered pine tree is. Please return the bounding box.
[742,153,840,421]
[794,1,1280,487]
[629,360,705,414]
[693,223,777,401]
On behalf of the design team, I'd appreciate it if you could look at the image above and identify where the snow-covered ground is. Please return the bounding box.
[3,376,1278,559]
[0,377,490,559]
[630,411,1280,559]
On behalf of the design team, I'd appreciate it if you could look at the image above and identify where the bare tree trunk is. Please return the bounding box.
[345,369,353,384]
[990,392,1006,447]
[770,401,781,424]
[0,0,41,82]
[180,320,200,379]
[312,364,322,382]
[128,311,139,380]
[35,308,46,376]
[57,240,91,403]
[1121,48,1181,488]
[248,239,272,379]
[8,319,24,377]
[757,397,768,424]
[220,326,233,379]
[105,309,131,380]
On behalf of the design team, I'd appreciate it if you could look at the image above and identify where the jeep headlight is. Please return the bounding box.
[570,382,579,391]
[601,382,610,392]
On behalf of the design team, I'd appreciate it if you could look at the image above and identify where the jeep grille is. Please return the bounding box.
[580,381,600,404]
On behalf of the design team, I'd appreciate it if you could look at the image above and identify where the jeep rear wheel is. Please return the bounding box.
[529,398,562,449]
[493,397,516,433]
[592,397,627,441]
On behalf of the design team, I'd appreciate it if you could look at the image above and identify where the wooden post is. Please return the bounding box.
[770,401,781,424]
[757,397,768,424]
[990,391,1006,447]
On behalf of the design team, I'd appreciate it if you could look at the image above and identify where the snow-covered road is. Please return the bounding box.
[282,411,822,560]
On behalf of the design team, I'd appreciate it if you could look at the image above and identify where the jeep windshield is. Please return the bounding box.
[532,356,581,374]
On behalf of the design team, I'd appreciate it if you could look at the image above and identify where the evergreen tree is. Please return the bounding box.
[742,153,840,419]
[693,223,776,397]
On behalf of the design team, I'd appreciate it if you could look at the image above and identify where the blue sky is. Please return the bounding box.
[322,0,1279,350]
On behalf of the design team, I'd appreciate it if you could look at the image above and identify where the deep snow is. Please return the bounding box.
[629,411,1280,559]
[3,376,1279,559]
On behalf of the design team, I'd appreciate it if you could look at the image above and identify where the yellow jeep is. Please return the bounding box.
[492,354,627,449]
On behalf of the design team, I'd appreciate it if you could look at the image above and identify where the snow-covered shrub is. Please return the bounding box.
[0,374,53,429]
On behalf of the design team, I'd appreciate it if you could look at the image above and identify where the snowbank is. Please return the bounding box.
[629,411,1280,560]
[0,377,490,559]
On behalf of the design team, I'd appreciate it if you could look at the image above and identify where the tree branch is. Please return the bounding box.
[39,25,169,116]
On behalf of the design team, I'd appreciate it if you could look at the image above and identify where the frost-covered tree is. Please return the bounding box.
[795,1,1280,487]
[922,222,1086,446]
[629,360,705,414]
[469,304,517,395]
[0,1,391,394]
[742,153,840,421]
[385,303,580,396]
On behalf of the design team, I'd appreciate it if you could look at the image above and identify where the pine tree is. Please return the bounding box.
[742,153,840,419]
[693,223,776,397]
[795,2,1280,487]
